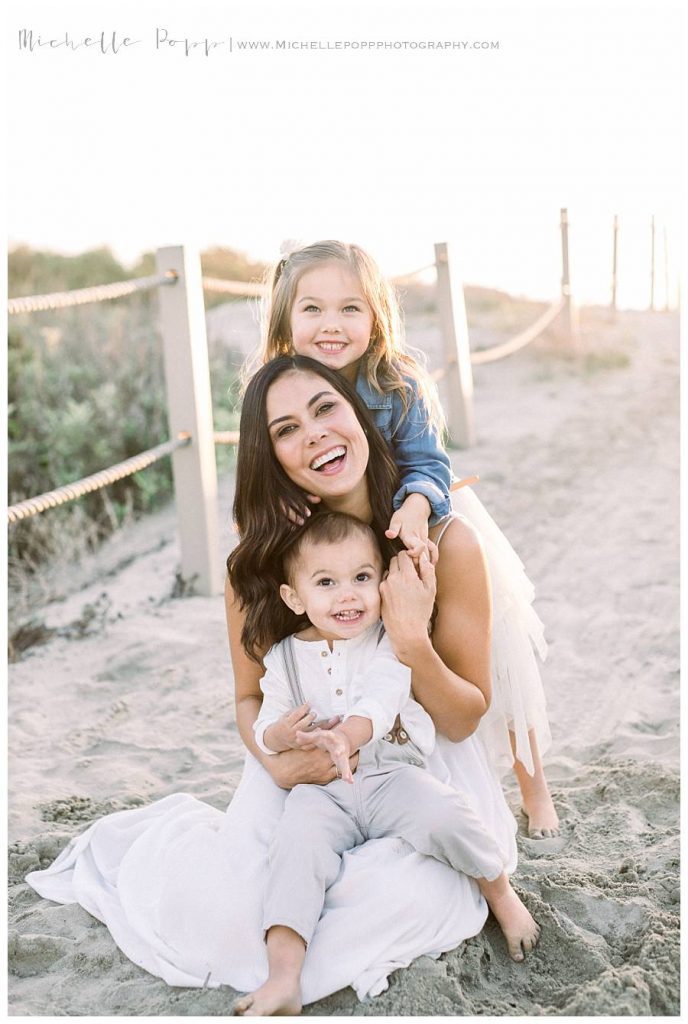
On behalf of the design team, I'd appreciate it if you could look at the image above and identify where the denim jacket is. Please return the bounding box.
[355,371,452,526]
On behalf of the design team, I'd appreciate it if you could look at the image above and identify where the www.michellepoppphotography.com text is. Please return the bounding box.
[17,28,500,57]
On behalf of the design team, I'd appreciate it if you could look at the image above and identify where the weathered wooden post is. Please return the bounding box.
[649,215,656,311]
[611,214,619,313]
[559,208,580,347]
[155,245,222,596]
[434,242,474,447]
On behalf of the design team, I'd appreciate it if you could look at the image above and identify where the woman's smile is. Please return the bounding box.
[309,445,347,474]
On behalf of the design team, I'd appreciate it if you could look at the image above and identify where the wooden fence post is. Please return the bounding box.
[559,208,580,347]
[155,245,222,596]
[611,214,619,313]
[434,242,474,447]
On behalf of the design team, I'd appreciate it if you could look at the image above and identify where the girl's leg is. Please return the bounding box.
[510,728,559,838]
[477,873,540,962]
[233,926,305,1017]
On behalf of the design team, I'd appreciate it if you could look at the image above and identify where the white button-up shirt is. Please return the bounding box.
[254,622,436,757]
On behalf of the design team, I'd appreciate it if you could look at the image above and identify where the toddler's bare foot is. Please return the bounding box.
[480,878,540,962]
[233,976,302,1016]
[521,790,560,839]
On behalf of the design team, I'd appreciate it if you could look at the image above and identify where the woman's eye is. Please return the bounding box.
[275,423,296,438]
[343,305,361,312]
[303,304,320,312]
[315,402,335,415]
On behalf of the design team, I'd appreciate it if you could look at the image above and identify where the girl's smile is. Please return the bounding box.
[289,262,374,383]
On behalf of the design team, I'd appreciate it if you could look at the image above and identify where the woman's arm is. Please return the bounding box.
[380,518,492,742]
[224,577,349,788]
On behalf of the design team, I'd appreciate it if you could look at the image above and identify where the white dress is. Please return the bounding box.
[446,488,550,777]
[26,735,516,1004]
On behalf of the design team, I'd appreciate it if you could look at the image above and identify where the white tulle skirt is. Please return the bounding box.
[449,487,550,777]
[27,735,516,1005]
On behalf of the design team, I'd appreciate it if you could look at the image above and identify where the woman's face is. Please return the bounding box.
[266,370,370,503]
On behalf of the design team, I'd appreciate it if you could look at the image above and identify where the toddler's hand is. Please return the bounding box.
[385,493,431,561]
[280,494,322,527]
[295,727,354,783]
[264,704,317,752]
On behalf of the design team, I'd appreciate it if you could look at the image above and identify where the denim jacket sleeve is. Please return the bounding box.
[389,383,452,525]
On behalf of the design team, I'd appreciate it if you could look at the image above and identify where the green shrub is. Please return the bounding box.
[8,245,249,574]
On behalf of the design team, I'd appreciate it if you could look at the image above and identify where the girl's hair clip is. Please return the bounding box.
[279,238,305,261]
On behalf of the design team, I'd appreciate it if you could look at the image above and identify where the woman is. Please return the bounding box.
[26,358,525,1007]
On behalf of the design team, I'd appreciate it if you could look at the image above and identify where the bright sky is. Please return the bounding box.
[7,0,683,308]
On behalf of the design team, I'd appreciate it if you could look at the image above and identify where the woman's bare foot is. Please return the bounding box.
[478,875,540,962]
[233,976,302,1016]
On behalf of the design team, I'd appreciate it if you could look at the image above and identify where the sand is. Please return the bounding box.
[7,307,680,1016]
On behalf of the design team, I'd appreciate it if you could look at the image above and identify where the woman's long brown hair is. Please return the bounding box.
[226,356,401,661]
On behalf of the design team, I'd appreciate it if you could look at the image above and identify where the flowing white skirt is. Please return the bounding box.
[450,487,550,777]
[26,734,516,1005]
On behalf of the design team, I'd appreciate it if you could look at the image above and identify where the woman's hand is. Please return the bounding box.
[263,746,360,790]
[380,544,438,662]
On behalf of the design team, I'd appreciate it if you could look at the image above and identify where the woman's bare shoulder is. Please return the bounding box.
[430,515,485,564]
[430,516,489,604]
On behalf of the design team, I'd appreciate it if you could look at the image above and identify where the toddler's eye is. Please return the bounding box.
[303,304,320,312]
[316,577,334,587]
[355,573,370,583]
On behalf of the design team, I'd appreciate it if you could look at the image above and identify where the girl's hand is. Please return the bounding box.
[380,545,438,660]
[264,746,360,790]
[385,493,431,560]
[295,727,354,783]
[281,493,322,527]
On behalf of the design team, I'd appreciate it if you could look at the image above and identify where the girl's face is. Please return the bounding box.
[266,370,370,505]
[289,262,374,384]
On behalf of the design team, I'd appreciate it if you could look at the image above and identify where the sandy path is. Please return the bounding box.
[7,309,679,1016]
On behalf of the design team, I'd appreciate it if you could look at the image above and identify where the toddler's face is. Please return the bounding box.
[289,262,373,384]
[281,534,383,642]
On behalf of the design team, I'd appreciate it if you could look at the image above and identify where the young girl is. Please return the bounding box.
[250,239,559,838]
[235,511,539,1016]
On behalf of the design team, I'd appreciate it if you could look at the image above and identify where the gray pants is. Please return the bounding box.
[262,745,506,945]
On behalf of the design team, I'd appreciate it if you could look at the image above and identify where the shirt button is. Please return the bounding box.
[321,651,328,658]
[335,688,343,696]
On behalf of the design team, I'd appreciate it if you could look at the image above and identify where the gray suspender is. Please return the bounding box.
[281,625,386,709]
[282,635,306,707]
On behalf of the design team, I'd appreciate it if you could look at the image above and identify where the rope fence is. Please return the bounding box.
[7,435,191,524]
[470,297,566,366]
[7,431,244,524]
[202,277,265,297]
[8,272,178,315]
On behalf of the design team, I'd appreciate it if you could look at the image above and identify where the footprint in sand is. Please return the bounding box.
[8,932,76,977]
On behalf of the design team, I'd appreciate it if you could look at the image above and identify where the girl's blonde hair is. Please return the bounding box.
[243,239,445,436]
